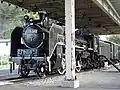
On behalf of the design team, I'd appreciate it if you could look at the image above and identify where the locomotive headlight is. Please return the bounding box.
[29,18,34,25]
[24,15,29,21]
[29,18,33,22]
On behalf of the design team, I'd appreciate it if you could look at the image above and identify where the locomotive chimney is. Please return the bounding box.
[38,11,47,22]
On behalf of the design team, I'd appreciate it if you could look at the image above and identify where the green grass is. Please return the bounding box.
[0,55,10,70]
[0,56,19,70]
[0,64,18,70]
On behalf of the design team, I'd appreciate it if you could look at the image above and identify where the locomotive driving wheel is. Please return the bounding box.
[75,54,82,73]
[36,62,46,78]
[19,64,30,77]
[98,55,107,68]
[57,57,66,75]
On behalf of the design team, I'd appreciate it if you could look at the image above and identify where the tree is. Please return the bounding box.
[0,2,27,39]
[107,35,120,44]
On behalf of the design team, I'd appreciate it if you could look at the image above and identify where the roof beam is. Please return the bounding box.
[92,0,120,26]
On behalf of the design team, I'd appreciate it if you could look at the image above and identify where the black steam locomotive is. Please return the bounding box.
[9,12,107,78]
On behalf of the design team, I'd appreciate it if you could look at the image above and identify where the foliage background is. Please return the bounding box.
[107,35,120,44]
[0,2,27,39]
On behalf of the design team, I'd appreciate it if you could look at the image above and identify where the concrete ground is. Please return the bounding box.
[0,66,120,90]
[0,69,18,80]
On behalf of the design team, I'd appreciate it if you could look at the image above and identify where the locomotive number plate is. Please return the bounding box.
[17,49,38,57]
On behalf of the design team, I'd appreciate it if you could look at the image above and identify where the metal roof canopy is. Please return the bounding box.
[3,0,120,35]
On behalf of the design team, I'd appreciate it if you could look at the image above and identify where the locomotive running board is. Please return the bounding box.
[107,59,120,72]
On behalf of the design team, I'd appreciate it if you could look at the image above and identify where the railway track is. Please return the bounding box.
[0,71,61,84]
[0,75,39,83]
[0,68,104,85]
[2,63,119,85]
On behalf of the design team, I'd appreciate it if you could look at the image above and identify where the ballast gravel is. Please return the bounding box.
[23,70,96,86]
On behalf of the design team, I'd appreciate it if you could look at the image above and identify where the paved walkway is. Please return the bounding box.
[0,66,120,90]
[0,69,19,80]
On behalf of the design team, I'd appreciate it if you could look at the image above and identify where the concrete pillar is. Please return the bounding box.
[61,0,79,88]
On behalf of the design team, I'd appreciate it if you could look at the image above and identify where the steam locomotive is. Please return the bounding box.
[9,12,108,78]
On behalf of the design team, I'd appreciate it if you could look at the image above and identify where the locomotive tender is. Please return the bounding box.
[9,11,119,77]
